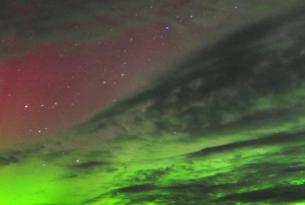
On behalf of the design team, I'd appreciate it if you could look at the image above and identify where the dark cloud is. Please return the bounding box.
[80,6,305,139]
[110,181,243,205]
[189,131,305,158]
[114,184,155,194]
[42,149,74,161]
[219,184,305,203]
[61,159,112,179]
[0,153,19,165]
[71,160,109,170]
[133,168,172,182]
[0,144,44,166]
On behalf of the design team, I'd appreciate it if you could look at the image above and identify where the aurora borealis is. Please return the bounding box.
[2,1,305,204]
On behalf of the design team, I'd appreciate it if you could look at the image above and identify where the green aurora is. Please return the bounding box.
[3,4,305,205]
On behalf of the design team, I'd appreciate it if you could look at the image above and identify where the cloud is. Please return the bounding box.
[219,184,305,203]
[189,131,305,157]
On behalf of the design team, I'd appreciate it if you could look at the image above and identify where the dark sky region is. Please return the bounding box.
[0,0,299,146]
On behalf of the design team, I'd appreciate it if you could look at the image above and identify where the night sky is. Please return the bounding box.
[0,0,191,144]
[0,0,296,146]
[2,1,305,205]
